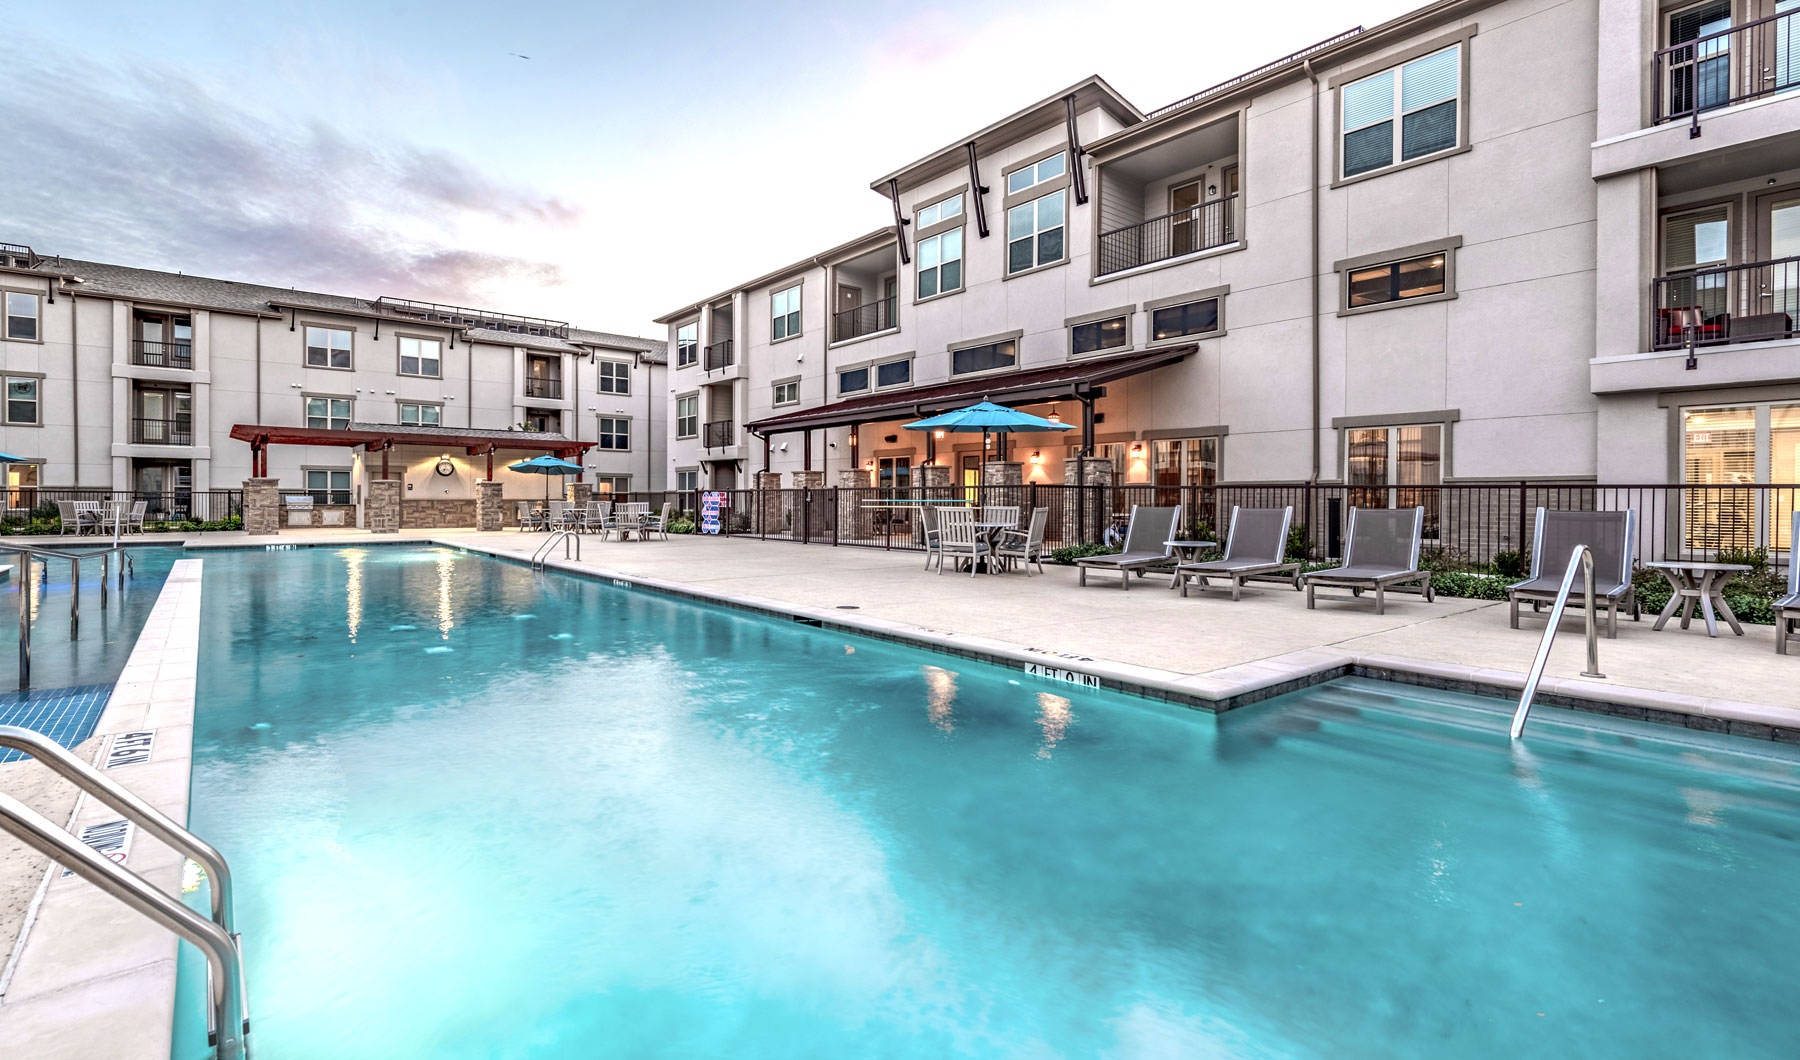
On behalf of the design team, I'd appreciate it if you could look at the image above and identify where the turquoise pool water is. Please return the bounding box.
[182,546,1800,1058]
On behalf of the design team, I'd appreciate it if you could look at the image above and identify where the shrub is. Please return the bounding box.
[1286,522,1310,562]
[1491,549,1527,579]
[1714,546,1770,573]
[1419,546,1481,573]
[1429,571,1510,601]
[666,517,697,534]
[1050,542,1117,565]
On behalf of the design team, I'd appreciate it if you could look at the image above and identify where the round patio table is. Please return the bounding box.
[1643,559,1751,638]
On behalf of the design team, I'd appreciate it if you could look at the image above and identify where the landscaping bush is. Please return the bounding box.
[666,516,696,534]
[1050,542,1117,565]
[1427,571,1510,601]
[1491,549,1527,579]
[1419,546,1481,573]
[1286,522,1310,562]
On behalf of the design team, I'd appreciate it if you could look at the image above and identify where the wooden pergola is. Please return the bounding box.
[227,423,593,480]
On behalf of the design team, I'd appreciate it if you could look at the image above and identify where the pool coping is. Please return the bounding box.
[0,558,203,1060]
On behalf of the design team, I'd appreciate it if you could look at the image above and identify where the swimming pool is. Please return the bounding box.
[181,546,1800,1058]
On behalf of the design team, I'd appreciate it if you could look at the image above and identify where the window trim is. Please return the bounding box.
[1065,305,1136,358]
[3,373,43,426]
[596,359,633,395]
[915,225,966,303]
[302,466,354,505]
[675,392,699,440]
[1141,285,1230,345]
[1003,188,1070,278]
[1001,148,1072,208]
[770,281,803,344]
[395,331,444,379]
[771,376,802,407]
[911,185,969,238]
[2,287,44,344]
[837,364,872,397]
[301,321,357,371]
[1329,409,1460,480]
[675,320,699,368]
[948,330,1024,379]
[595,414,632,451]
[1329,27,1477,189]
[396,401,443,427]
[1334,237,1462,316]
[303,393,353,431]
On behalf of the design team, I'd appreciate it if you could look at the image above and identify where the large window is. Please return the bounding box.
[918,229,964,299]
[399,336,441,377]
[1341,44,1462,179]
[675,469,698,493]
[951,339,1017,376]
[1664,1,1735,115]
[1345,424,1443,530]
[1346,253,1449,309]
[1681,402,1800,555]
[1071,315,1128,356]
[676,322,698,367]
[305,469,351,505]
[676,395,698,439]
[1660,205,1732,324]
[1150,436,1221,508]
[4,377,39,424]
[1006,191,1066,274]
[399,402,441,427]
[305,396,351,430]
[597,417,630,451]
[597,360,631,394]
[876,359,911,388]
[304,326,353,369]
[838,367,869,395]
[4,291,40,341]
[1151,299,1221,342]
[771,284,801,341]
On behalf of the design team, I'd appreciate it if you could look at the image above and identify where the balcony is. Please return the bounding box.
[704,340,735,371]
[833,297,897,343]
[1097,196,1238,276]
[1651,255,1799,351]
[1654,8,1800,124]
[131,339,192,369]
[524,377,563,399]
[131,418,194,446]
[703,419,735,448]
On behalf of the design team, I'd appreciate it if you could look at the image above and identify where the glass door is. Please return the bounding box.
[1169,180,1201,257]
[1754,189,1800,327]
[1755,0,1800,96]
[1667,1,1734,114]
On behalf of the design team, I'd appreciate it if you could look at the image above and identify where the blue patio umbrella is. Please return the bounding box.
[508,454,585,503]
[0,452,24,463]
[904,400,1072,462]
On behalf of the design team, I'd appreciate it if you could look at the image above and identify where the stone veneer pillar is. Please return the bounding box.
[475,480,505,531]
[837,469,872,540]
[1061,456,1114,547]
[366,478,402,533]
[755,471,783,536]
[790,469,825,541]
[241,477,281,536]
[565,481,594,511]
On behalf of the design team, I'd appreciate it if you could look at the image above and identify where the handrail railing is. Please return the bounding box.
[832,298,897,343]
[1650,254,1800,350]
[531,528,581,570]
[1097,195,1238,275]
[1510,544,1605,739]
[131,339,194,369]
[704,339,735,371]
[12,543,136,689]
[1653,6,1800,123]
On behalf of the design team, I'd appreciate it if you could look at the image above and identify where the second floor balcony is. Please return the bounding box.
[524,377,563,400]
[703,419,735,448]
[1651,254,1799,350]
[131,339,192,369]
[1097,195,1238,276]
[132,417,194,446]
[833,297,897,343]
[704,340,735,371]
[1654,5,1800,124]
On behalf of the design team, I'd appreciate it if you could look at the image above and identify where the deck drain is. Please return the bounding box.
[836,605,860,610]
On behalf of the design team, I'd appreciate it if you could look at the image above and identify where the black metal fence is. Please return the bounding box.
[704,340,735,371]
[1654,6,1800,123]
[130,339,193,369]
[1097,195,1237,276]
[1652,256,1799,351]
[832,297,897,342]
[1,488,244,529]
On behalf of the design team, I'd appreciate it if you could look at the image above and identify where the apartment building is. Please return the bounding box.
[0,246,666,524]
[658,0,1799,550]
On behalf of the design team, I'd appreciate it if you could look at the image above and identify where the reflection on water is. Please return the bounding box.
[1035,691,1073,760]
[922,665,957,734]
[435,551,456,638]
[342,549,364,644]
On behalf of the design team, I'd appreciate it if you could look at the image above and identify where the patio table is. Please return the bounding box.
[1643,560,1752,638]
[1163,539,1217,588]
[969,521,1014,573]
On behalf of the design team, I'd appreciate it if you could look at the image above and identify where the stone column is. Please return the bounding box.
[756,470,783,536]
[565,481,594,510]
[981,461,1024,516]
[1061,456,1114,547]
[475,480,505,531]
[790,469,826,541]
[366,478,402,533]
[242,477,280,536]
[837,469,874,541]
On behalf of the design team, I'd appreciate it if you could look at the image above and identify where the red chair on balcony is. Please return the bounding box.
[1657,307,1728,348]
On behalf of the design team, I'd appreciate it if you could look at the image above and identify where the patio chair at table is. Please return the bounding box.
[1174,506,1302,600]
[1775,512,1800,655]
[55,500,80,536]
[1302,506,1435,614]
[1077,505,1183,590]
[996,507,1050,576]
[979,505,1020,530]
[1506,508,1638,639]
[917,504,948,570]
[73,500,101,536]
[644,501,674,540]
[936,507,991,576]
[583,500,612,533]
[127,500,148,534]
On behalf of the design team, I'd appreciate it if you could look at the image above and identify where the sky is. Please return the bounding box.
[4,0,1426,339]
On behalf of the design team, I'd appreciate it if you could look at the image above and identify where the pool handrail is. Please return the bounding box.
[1511,544,1604,739]
[531,528,582,570]
[10,542,136,690]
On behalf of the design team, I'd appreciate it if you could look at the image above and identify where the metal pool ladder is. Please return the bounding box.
[531,528,581,570]
[0,726,249,1059]
[1510,544,1604,739]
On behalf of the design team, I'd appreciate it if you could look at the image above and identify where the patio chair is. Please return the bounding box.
[1775,512,1800,656]
[1302,507,1435,615]
[1076,505,1182,590]
[583,500,611,533]
[73,500,100,536]
[979,505,1020,529]
[516,501,546,532]
[1506,508,1638,639]
[55,500,80,536]
[1174,506,1302,600]
[935,507,990,577]
[645,502,674,540]
[996,507,1050,576]
[917,504,946,570]
[127,500,148,534]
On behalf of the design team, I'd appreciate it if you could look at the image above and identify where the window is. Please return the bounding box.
[876,359,911,388]
[4,460,40,511]
[305,469,351,505]
[597,417,630,450]
[304,326,353,369]
[4,377,39,424]
[951,339,1017,376]
[1660,205,1732,325]
[1664,1,1735,116]
[399,336,441,377]
[595,475,631,496]
[838,367,870,395]
[1341,44,1462,179]
[1681,403,1800,555]
[675,469,698,493]
[676,395,698,438]
[305,396,351,430]
[1006,152,1066,195]
[523,408,560,434]
[597,360,631,394]
[1347,254,1448,309]
[918,228,964,298]
[1071,315,1129,356]
[4,292,40,341]
[917,193,963,228]
[132,311,192,367]
[1345,424,1443,531]
[1151,299,1221,341]
[1007,191,1066,274]
[1150,436,1221,507]
[773,379,800,406]
[399,402,441,427]
[676,322,698,367]
[771,284,801,341]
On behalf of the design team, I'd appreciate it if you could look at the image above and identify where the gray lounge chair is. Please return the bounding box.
[1175,506,1302,600]
[1076,505,1182,589]
[1302,506,1434,614]
[1506,508,1638,639]
[1776,512,1800,655]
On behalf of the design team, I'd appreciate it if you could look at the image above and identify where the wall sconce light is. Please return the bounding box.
[865,460,876,471]
[828,441,837,449]
[1047,406,1061,425]
[1030,450,1043,464]
[934,430,946,439]
[385,389,396,395]
[1130,442,1144,455]
[778,442,788,452]
[1207,184,1218,197]
[848,432,858,445]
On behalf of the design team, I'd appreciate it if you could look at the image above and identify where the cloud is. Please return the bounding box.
[1,51,576,307]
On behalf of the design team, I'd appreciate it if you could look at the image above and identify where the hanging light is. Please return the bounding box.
[1047,405,1062,425]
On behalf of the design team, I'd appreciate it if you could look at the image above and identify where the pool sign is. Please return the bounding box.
[700,492,727,535]
[62,819,134,877]
[1023,662,1101,689]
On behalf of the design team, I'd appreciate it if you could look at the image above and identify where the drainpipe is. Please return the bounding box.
[70,289,79,485]
[1304,58,1323,484]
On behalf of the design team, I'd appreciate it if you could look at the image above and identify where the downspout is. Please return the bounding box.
[1304,58,1323,484]
[69,289,79,485]
[254,316,263,423]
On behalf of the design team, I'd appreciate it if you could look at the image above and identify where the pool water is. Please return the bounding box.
[182,547,1800,1058]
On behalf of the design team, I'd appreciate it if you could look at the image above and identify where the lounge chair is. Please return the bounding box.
[1776,512,1800,655]
[1175,506,1302,600]
[1506,508,1638,639]
[935,507,990,577]
[1076,505,1182,590]
[1302,506,1434,614]
[996,507,1050,576]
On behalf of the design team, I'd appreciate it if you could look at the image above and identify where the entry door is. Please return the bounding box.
[1169,180,1201,256]
[1754,0,1800,96]
[1755,189,1800,325]
[878,456,911,497]
[960,454,981,504]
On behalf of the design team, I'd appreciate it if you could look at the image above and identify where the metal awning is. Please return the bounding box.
[743,345,1194,435]
[226,423,591,458]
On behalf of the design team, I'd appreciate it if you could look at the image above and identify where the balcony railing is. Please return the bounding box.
[524,378,563,399]
[1097,195,1238,276]
[130,340,192,369]
[131,418,194,446]
[703,419,735,448]
[1654,7,1800,123]
[1650,255,1799,350]
[832,297,897,343]
[704,340,735,371]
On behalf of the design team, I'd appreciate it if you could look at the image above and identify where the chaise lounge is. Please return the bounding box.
[1302,506,1434,614]
[1506,508,1638,639]
[1174,506,1302,600]
[1076,505,1182,589]
[1777,512,1800,656]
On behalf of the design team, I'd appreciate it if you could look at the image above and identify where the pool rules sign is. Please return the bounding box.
[701,492,727,535]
